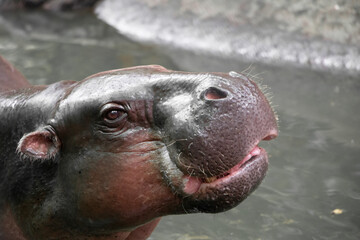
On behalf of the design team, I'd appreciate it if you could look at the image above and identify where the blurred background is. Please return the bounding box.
[0,0,359,239]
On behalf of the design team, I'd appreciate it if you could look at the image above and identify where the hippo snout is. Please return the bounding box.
[153,70,277,212]
[155,72,277,176]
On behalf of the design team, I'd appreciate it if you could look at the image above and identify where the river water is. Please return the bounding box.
[0,11,359,240]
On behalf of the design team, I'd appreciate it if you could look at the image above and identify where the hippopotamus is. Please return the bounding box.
[0,55,278,240]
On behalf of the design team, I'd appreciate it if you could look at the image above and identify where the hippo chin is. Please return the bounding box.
[0,56,278,240]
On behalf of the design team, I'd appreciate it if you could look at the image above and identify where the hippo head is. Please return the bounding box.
[17,65,277,237]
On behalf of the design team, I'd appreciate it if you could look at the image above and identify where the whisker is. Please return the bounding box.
[166,138,188,147]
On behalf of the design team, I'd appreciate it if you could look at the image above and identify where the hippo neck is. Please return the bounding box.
[0,81,76,210]
[0,83,71,160]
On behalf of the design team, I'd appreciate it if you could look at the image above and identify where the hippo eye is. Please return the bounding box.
[101,104,128,127]
[105,110,123,120]
[104,109,127,121]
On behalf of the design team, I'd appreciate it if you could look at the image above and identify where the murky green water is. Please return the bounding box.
[1,11,359,240]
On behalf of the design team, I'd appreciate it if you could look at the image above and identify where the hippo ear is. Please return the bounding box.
[17,126,61,161]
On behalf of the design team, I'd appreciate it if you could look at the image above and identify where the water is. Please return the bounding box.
[97,0,360,74]
[1,11,359,240]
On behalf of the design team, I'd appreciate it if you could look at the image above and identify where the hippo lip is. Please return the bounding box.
[182,143,269,195]
[201,145,262,183]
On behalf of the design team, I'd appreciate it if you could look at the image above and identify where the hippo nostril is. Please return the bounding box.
[263,129,278,140]
[204,87,228,100]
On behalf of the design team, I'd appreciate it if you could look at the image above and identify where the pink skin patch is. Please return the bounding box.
[183,146,262,195]
[183,176,202,195]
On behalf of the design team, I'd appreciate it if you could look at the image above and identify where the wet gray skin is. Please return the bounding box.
[0,62,277,239]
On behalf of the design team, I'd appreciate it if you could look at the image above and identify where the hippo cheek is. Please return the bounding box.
[75,150,180,230]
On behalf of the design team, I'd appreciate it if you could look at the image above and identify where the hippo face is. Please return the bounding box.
[17,65,277,235]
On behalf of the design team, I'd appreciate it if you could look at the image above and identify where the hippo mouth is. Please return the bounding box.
[203,145,262,183]
[175,133,276,213]
[183,145,267,195]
